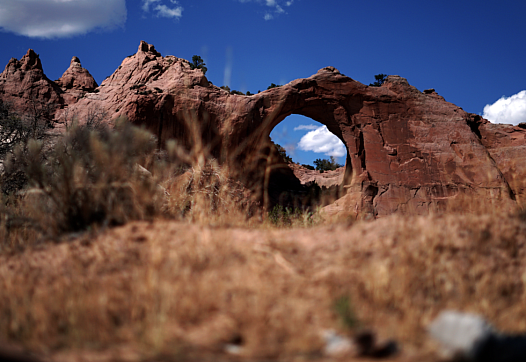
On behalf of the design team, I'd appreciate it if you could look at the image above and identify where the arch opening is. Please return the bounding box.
[267,114,350,209]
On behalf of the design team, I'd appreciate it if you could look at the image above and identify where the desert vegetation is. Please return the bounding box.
[1,103,526,362]
[369,74,387,86]
[267,83,282,90]
[0,106,324,250]
[189,55,207,75]
[314,156,343,172]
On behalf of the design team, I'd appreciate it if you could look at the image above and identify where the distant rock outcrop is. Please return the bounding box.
[289,163,344,189]
[55,56,98,92]
[2,41,526,218]
[0,49,63,118]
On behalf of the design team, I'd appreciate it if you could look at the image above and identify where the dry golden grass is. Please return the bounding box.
[1,210,526,361]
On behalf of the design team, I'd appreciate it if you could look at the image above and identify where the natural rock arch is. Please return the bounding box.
[93,53,524,217]
[256,102,352,183]
[3,41,526,218]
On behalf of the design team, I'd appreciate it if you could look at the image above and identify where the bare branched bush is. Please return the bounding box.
[85,105,109,131]
[0,98,62,199]
[3,118,163,239]
[0,101,31,157]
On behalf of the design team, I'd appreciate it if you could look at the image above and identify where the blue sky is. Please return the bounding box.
[1,0,525,166]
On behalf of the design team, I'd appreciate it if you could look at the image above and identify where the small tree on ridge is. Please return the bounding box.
[190,55,207,75]
[369,74,387,87]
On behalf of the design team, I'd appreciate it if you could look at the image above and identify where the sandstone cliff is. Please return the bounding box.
[2,41,526,218]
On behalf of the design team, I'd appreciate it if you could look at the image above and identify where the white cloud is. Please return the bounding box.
[142,0,182,19]
[236,0,293,20]
[294,124,319,131]
[483,90,526,126]
[154,4,183,18]
[142,0,160,12]
[0,0,126,38]
[298,126,347,157]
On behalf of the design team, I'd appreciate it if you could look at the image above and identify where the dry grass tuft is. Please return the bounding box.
[162,159,260,225]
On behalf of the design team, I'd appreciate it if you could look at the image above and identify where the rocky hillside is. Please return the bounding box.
[2,41,526,218]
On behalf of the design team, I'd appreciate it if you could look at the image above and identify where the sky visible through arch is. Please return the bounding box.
[0,0,525,165]
[270,115,346,166]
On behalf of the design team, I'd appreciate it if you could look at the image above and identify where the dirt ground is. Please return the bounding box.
[1,213,526,362]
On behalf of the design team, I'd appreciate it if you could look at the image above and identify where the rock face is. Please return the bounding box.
[3,41,526,218]
[55,56,97,92]
[475,116,526,206]
[0,50,97,120]
[0,49,64,119]
[55,56,98,107]
[289,163,344,189]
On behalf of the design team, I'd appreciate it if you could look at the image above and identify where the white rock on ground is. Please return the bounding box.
[321,329,355,357]
[428,310,495,360]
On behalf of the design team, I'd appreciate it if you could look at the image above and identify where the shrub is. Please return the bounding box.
[0,99,55,156]
[369,74,387,87]
[0,99,59,195]
[9,119,162,235]
[268,204,319,227]
[267,83,282,90]
[313,156,342,172]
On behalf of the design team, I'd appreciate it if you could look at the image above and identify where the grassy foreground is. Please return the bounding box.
[1,212,526,361]
[1,120,526,361]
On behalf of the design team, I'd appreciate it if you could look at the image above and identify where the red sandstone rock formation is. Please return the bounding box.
[2,41,526,218]
[0,49,97,122]
[471,115,526,205]
[55,56,97,92]
[55,56,98,106]
[289,163,344,189]
[0,49,63,118]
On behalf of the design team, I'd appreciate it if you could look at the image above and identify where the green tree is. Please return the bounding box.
[369,74,387,87]
[267,83,282,90]
[190,55,207,75]
[313,156,342,172]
